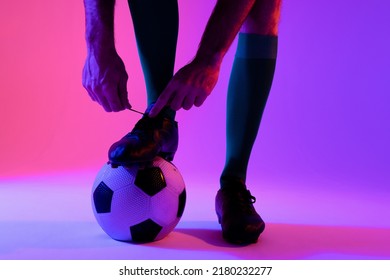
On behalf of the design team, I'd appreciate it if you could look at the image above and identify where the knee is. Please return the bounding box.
[241,0,282,36]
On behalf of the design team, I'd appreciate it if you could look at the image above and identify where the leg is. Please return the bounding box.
[216,0,282,244]
[222,0,281,183]
[128,0,178,115]
[108,0,179,165]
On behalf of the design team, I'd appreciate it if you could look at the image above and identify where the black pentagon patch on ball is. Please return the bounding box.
[130,219,163,243]
[134,167,167,196]
[177,189,186,218]
[93,182,114,213]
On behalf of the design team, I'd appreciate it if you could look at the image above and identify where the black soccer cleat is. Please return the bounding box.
[108,111,178,166]
[215,176,265,245]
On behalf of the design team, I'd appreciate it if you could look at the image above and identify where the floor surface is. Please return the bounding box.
[1,170,389,260]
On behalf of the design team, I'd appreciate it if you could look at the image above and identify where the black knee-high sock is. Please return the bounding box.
[221,33,278,185]
[128,0,178,119]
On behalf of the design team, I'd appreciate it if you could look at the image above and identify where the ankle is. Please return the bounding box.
[220,175,246,189]
[146,103,176,120]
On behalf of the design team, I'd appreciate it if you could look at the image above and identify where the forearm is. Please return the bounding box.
[84,0,116,54]
[194,0,256,65]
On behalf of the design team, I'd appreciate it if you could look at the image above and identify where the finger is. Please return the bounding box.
[86,87,98,102]
[119,76,131,110]
[103,83,124,112]
[149,84,175,117]
[182,91,196,110]
[82,73,98,102]
[87,83,103,104]
[82,69,98,102]
[169,88,186,111]
[194,92,208,107]
[81,65,89,90]
[96,95,112,112]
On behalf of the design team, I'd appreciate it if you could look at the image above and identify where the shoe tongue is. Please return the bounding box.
[144,103,155,115]
[145,103,175,120]
[222,187,254,205]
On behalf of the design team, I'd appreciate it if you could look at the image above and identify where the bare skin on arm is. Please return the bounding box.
[82,0,131,112]
[149,0,282,117]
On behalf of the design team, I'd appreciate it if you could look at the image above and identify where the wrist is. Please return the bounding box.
[86,42,118,66]
[86,25,115,46]
[192,51,223,69]
[85,29,116,56]
[86,40,116,54]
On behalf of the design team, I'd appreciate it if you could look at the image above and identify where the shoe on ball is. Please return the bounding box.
[108,107,178,166]
[215,176,265,244]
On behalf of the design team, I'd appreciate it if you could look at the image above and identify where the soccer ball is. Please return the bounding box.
[91,157,186,243]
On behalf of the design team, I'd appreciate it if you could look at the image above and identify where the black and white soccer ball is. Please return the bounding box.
[91,157,186,243]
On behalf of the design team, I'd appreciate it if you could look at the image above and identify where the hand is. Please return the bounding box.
[82,50,131,112]
[149,59,220,117]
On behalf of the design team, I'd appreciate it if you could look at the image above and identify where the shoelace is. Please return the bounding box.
[129,108,145,115]
[247,190,256,204]
[230,189,257,214]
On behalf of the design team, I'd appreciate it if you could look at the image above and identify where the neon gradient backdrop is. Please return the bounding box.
[1,0,389,192]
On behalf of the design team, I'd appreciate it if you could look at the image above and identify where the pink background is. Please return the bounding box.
[1,0,389,192]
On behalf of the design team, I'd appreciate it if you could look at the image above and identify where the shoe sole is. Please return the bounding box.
[109,151,176,168]
[217,213,265,245]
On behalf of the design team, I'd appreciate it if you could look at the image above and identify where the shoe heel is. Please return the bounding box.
[216,212,222,224]
[159,120,178,162]
[159,151,176,162]
[108,161,119,168]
